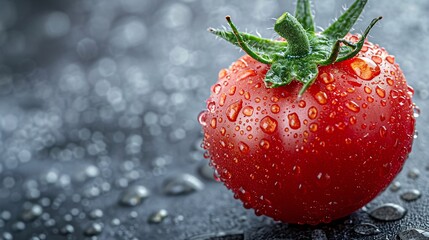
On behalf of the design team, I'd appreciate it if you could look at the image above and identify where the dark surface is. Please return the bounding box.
[0,0,428,239]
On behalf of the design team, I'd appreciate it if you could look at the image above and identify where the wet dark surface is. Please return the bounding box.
[0,0,428,239]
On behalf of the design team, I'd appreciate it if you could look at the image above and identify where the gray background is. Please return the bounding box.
[0,0,428,239]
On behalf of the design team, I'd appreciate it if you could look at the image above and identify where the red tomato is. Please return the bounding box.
[199,35,415,225]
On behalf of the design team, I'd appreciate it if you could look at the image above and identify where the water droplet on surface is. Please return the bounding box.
[386,55,395,64]
[407,168,420,180]
[308,107,318,119]
[12,221,26,232]
[353,223,381,236]
[309,123,318,132]
[379,126,387,138]
[287,113,301,130]
[259,139,270,150]
[346,101,360,112]
[163,174,204,195]
[212,84,222,94]
[219,93,227,106]
[119,185,150,206]
[350,57,381,80]
[210,118,217,129]
[60,224,75,235]
[242,106,254,117]
[198,163,217,181]
[89,209,104,219]
[413,104,421,118]
[271,104,280,113]
[400,189,421,202]
[198,111,208,127]
[84,222,103,236]
[390,181,401,192]
[21,204,43,222]
[369,203,406,221]
[314,91,328,105]
[260,116,278,133]
[376,86,386,98]
[371,56,382,64]
[238,141,250,154]
[298,100,306,108]
[320,72,335,84]
[226,100,243,122]
[148,209,168,224]
[236,69,257,81]
[397,228,429,240]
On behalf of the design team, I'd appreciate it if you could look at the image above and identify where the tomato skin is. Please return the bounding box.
[200,35,415,225]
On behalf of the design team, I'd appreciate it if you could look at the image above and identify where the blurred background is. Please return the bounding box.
[0,0,428,239]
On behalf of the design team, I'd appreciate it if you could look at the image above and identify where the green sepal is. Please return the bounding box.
[209,0,381,94]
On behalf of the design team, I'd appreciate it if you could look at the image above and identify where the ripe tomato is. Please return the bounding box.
[199,34,415,224]
[201,0,415,224]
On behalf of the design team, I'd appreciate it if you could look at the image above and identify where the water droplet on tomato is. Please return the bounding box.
[386,55,395,64]
[314,92,328,105]
[220,127,226,136]
[226,100,243,122]
[210,118,217,129]
[287,113,301,130]
[346,101,360,112]
[367,96,374,103]
[379,126,387,137]
[242,106,254,117]
[413,104,421,118]
[376,86,386,98]
[238,142,250,154]
[207,101,216,113]
[386,78,394,86]
[309,123,318,132]
[229,86,236,95]
[198,111,207,126]
[212,84,222,94]
[259,139,270,150]
[244,92,251,100]
[325,125,334,134]
[350,57,381,80]
[308,107,318,119]
[371,56,382,64]
[218,69,228,78]
[364,86,372,94]
[345,138,352,144]
[320,72,335,84]
[260,116,278,134]
[236,69,257,81]
[218,93,227,106]
[271,104,280,114]
[298,100,306,108]
[407,85,415,97]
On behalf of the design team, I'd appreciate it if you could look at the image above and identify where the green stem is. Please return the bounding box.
[295,0,315,32]
[274,12,310,57]
[225,16,273,64]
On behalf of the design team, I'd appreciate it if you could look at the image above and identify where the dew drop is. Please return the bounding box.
[162,174,204,195]
[353,223,381,236]
[287,113,301,130]
[260,116,278,134]
[84,222,103,236]
[226,100,243,122]
[229,86,236,95]
[298,100,306,108]
[386,55,395,64]
[148,209,168,224]
[369,203,406,221]
[376,86,386,98]
[198,111,207,127]
[346,101,360,112]
[308,107,318,120]
[212,84,222,94]
[400,189,421,202]
[242,106,254,117]
[207,101,216,113]
[413,104,421,118]
[379,126,387,138]
[259,139,270,150]
[390,181,401,192]
[349,116,357,125]
[364,86,372,94]
[238,142,250,154]
[119,185,150,206]
[210,118,217,129]
[219,93,227,106]
[236,69,257,81]
[220,127,226,136]
[21,204,43,222]
[350,57,381,80]
[371,56,382,64]
[397,228,429,240]
[407,168,420,179]
[271,104,280,114]
[386,78,394,86]
[320,72,335,84]
[315,92,328,105]
[306,123,317,133]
